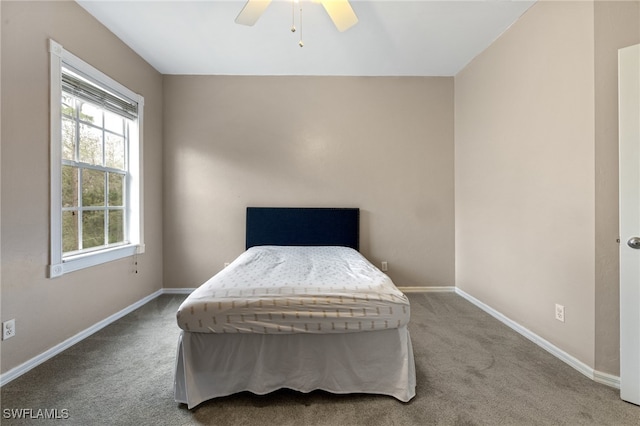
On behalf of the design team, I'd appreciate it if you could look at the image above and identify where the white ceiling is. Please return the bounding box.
[76,0,536,76]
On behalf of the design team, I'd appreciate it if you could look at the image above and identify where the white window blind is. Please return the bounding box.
[61,70,138,120]
[49,39,145,278]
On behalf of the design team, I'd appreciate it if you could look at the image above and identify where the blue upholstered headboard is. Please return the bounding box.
[246,207,360,251]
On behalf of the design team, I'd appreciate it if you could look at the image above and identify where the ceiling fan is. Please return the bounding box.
[235,0,359,33]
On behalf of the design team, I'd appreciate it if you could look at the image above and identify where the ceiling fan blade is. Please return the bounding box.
[321,0,358,32]
[235,0,272,26]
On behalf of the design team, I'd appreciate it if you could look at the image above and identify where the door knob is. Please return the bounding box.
[627,237,640,249]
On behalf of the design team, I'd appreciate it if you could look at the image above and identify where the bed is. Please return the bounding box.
[173,207,416,408]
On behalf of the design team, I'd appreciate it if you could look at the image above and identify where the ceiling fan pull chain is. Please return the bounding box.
[291,0,296,33]
[298,2,304,47]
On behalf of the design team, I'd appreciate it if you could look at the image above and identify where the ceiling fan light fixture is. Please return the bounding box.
[234,0,272,26]
[321,0,358,32]
[235,0,358,47]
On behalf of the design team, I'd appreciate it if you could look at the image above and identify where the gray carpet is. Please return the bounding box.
[1,293,638,425]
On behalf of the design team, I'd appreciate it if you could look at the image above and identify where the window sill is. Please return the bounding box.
[49,243,145,278]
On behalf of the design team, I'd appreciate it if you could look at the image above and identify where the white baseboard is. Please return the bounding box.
[0,289,163,387]
[454,287,620,389]
[162,288,196,295]
[593,370,621,389]
[399,286,455,293]
[1,286,621,390]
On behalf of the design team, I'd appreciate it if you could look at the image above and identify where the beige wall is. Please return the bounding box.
[456,0,640,374]
[594,0,640,375]
[0,1,164,374]
[455,1,597,366]
[163,76,455,289]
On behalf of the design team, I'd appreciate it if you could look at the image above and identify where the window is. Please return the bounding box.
[49,40,144,277]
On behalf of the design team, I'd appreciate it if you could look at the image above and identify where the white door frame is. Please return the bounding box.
[619,43,640,406]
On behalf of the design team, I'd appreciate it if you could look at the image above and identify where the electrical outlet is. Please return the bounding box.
[555,304,565,322]
[3,319,16,340]
[381,261,388,272]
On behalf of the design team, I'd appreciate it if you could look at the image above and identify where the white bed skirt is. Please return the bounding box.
[174,326,416,409]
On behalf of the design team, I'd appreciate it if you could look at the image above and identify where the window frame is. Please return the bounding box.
[49,39,144,278]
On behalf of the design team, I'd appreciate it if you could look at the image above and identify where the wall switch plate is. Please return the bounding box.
[555,304,565,322]
[381,261,388,272]
[3,319,16,340]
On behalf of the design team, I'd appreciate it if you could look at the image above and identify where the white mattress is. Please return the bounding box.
[176,246,410,334]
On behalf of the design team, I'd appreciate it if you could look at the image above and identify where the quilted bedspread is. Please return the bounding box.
[176,245,410,334]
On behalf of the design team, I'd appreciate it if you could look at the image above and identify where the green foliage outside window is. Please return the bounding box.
[61,94,127,255]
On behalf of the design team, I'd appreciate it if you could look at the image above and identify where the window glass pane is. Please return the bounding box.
[108,210,124,244]
[79,124,103,165]
[62,211,79,253]
[61,94,76,118]
[62,117,76,161]
[80,102,103,127]
[62,166,78,208]
[108,173,124,206]
[82,169,105,207]
[105,111,124,135]
[105,133,125,170]
[82,211,105,249]
[54,49,144,272]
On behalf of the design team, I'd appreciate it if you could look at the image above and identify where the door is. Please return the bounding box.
[619,43,640,406]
